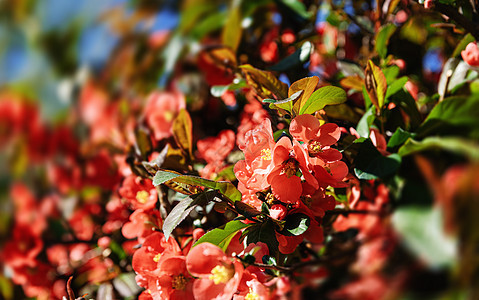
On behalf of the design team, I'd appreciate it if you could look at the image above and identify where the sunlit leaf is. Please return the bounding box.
[298,85,347,115]
[340,75,364,91]
[263,90,302,114]
[276,0,312,19]
[416,95,479,138]
[365,60,387,113]
[239,64,288,99]
[194,220,252,251]
[222,0,242,52]
[398,137,479,161]
[153,170,242,202]
[375,23,396,59]
[392,206,457,268]
[289,76,319,115]
[173,109,193,160]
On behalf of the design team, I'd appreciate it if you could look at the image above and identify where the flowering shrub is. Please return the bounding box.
[1,0,479,299]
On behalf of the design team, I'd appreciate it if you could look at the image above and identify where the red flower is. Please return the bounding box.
[290,114,342,163]
[149,256,194,300]
[119,175,158,210]
[3,223,43,268]
[186,243,244,300]
[266,137,318,203]
[197,129,235,179]
[144,90,186,141]
[122,209,162,244]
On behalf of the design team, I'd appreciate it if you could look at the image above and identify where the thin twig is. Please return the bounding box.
[433,2,479,40]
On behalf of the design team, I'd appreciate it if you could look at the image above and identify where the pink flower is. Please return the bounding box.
[234,119,276,192]
[119,175,158,210]
[122,209,162,244]
[461,42,479,67]
[144,91,186,141]
[186,243,244,300]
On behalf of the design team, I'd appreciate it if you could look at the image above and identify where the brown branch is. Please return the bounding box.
[433,2,479,40]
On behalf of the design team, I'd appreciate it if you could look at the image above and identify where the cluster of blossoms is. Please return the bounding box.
[132,231,272,300]
[235,115,347,253]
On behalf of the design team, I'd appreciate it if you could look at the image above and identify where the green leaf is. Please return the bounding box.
[375,24,396,59]
[163,191,216,240]
[240,64,289,99]
[383,65,400,84]
[153,170,242,202]
[153,169,182,186]
[354,153,401,180]
[269,41,312,72]
[211,79,247,97]
[298,86,347,115]
[385,76,408,100]
[398,137,479,161]
[387,127,413,149]
[353,139,401,179]
[194,220,252,251]
[191,11,226,40]
[173,109,193,160]
[264,90,302,114]
[222,0,242,52]
[452,33,475,58]
[280,213,310,236]
[243,219,279,252]
[290,76,319,115]
[173,176,242,202]
[392,206,457,268]
[356,106,375,138]
[416,95,479,138]
[365,60,387,113]
[276,0,312,19]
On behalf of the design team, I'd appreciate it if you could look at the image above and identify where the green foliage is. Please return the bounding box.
[279,213,310,236]
[353,139,402,179]
[153,170,242,202]
[163,191,217,240]
[392,206,457,269]
[298,86,347,115]
[375,24,396,59]
[194,220,252,251]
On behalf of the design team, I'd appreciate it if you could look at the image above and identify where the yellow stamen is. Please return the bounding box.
[245,289,260,300]
[153,253,161,262]
[171,274,188,290]
[136,190,149,204]
[260,148,272,160]
[209,265,233,284]
[308,141,323,155]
